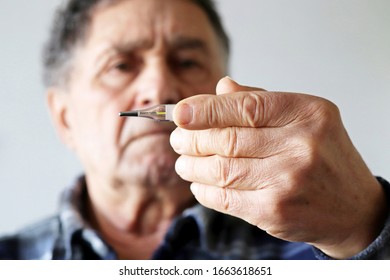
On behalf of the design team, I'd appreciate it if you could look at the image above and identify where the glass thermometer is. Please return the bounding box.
[119,104,175,122]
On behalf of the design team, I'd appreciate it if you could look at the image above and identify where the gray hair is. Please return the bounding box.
[42,0,230,88]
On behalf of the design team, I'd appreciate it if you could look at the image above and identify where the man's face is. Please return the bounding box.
[57,0,225,188]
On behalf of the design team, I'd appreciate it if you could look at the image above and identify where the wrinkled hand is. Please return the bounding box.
[170,77,387,259]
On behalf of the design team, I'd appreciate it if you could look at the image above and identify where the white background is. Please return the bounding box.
[0,0,389,234]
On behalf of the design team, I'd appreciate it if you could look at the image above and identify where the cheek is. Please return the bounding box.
[183,76,222,99]
[67,92,129,168]
[70,114,120,171]
[180,86,211,100]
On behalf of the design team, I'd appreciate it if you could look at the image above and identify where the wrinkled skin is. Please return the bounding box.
[171,77,387,259]
[47,0,225,259]
[46,0,387,260]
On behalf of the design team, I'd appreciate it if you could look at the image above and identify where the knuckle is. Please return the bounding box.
[240,93,265,127]
[317,98,340,120]
[226,127,239,157]
[215,156,240,187]
[215,156,230,186]
[220,187,230,211]
[264,186,304,230]
[191,131,202,155]
[259,194,290,233]
[206,98,222,127]
[308,98,341,134]
[219,187,241,213]
[288,132,322,178]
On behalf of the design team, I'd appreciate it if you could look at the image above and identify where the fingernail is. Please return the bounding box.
[175,103,193,126]
[170,128,182,151]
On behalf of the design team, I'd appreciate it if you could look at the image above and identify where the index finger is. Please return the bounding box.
[173,90,309,130]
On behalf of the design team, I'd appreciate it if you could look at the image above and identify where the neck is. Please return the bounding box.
[85,175,195,259]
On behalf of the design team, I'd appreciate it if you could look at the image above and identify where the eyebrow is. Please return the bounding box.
[112,38,153,54]
[94,36,210,70]
[111,36,209,55]
[93,39,152,70]
[169,36,209,54]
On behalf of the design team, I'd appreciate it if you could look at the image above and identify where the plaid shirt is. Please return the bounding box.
[1,176,390,260]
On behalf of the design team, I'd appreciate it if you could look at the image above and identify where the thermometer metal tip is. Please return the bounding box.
[118,111,138,117]
[119,104,175,122]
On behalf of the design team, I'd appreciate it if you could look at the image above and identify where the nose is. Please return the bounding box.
[133,59,181,108]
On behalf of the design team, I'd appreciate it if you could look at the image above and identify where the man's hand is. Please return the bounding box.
[170,77,387,259]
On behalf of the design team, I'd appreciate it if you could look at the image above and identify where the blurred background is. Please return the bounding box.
[0,0,389,233]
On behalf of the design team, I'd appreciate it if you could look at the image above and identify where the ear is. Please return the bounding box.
[46,87,76,150]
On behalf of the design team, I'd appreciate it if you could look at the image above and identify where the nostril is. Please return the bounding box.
[165,98,176,104]
[141,99,151,106]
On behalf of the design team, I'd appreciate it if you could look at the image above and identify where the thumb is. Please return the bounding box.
[173,78,301,129]
[216,76,266,95]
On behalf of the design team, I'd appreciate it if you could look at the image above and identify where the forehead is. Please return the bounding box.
[85,0,219,50]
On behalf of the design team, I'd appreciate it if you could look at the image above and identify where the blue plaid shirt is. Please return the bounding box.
[1,176,390,259]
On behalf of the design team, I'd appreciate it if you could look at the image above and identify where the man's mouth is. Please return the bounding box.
[135,130,171,140]
[126,127,174,145]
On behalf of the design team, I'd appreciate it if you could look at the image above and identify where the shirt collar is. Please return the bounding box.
[57,176,242,259]
[58,175,115,259]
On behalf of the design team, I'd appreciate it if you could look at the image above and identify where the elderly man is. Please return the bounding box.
[0,0,389,259]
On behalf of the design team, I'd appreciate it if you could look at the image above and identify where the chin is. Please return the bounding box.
[141,151,179,185]
[119,136,181,187]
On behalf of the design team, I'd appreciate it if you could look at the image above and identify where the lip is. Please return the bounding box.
[134,129,172,140]
[124,127,174,146]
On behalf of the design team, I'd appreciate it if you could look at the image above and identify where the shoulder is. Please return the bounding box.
[0,216,62,260]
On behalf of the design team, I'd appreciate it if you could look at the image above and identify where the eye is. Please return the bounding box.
[113,61,134,73]
[169,54,208,83]
[109,54,141,74]
[177,59,200,69]
[100,56,140,89]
